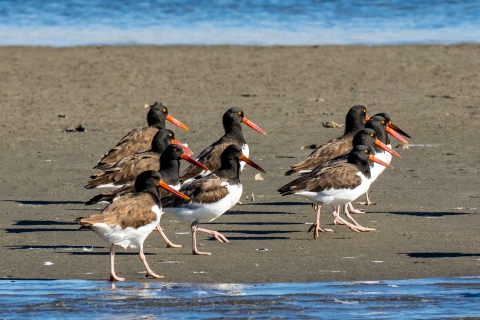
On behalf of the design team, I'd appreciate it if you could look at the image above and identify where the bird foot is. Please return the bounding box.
[236,201,243,205]
[333,218,345,225]
[307,223,333,239]
[165,242,183,249]
[110,274,125,282]
[356,201,376,206]
[145,272,164,279]
[193,249,212,256]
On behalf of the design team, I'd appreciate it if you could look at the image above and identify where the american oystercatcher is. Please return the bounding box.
[179,107,266,182]
[163,144,266,255]
[77,170,190,282]
[95,102,189,169]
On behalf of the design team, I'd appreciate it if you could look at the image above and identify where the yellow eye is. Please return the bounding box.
[381,120,386,125]
[168,133,172,137]
[238,111,242,115]
[370,133,374,137]
[162,108,167,113]
[173,148,177,152]
[364,149,369,154]
[363,109,366,113]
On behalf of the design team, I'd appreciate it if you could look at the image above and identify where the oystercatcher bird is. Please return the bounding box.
[179,107,266,182]
[284,105,369,176]
[278,144,392,239]
[357,113,410,206]
[77,170,190,282]
[85,144,208,248]
[85,129,194,189]
[95,102,189,169]
[163,144,266,255]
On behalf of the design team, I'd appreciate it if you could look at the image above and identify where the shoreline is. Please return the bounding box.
[0,45,479,283]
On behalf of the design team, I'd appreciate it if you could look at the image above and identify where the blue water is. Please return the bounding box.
[0,0,479,46]
[2,277,480,318]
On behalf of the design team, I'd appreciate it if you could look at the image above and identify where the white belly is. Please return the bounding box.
[91,205,161,249]
[295,173,371,206]
[165,183,242,222]
[240,144,249,171]
[370,146,392,182]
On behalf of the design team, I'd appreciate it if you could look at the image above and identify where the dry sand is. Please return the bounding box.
[0,45,479,283]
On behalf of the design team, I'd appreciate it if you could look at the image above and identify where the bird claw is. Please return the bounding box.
[213,232,229,243]
[110,274,125,282]
[146,272,164,279]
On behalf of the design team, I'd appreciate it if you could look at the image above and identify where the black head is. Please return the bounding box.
[146,102,169,127]
[344,105,368,135]
[352,128,377,149]
[374,112,391,123]
[161,144,184,162]
[222,107,245,132]
[134,170,161,193]
[348,144,375,165]
[151,129,175,153]
[220,144,243,163]
[365,115,389,146]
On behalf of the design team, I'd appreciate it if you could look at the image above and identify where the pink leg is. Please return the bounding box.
[348,202,365,214]
[343,205,376,232]
[308,204,333,239]
[109,244,125,282]
[331,206,362,233]
[357,191,377,205]
[191,221,212,255]
[139,248,163,279]
[155,224,182,248]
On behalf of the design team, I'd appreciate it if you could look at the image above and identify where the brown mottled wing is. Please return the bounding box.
[284,135,354,175]
[95,126,159,169]
[179,136,237,181]
[279,161,361,195]
[86,152,160,188]
[162,174,229,207]
[79,193,158,230]
[85,182,135,205]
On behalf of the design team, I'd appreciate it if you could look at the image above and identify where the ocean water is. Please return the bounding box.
[3,277,480,319]
[0,0,479,46]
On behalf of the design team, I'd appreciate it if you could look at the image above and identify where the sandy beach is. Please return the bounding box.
[0,45,479,283]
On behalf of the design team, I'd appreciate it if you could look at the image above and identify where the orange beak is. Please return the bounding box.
[172,139,194,156]
[181,154,209,171]
[388,122,411,139]
[374,139,402,158]
[365,115,370,121]
[386,125,409,144]
[239,154,266,173]
[157,180,190,201]
[368,154,393,169]
[242,117,266,136]
[166,114,189,131]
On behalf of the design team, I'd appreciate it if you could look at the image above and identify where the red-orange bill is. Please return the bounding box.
[181,154,209,171]
[365,115,370,121]
[374,139,402,158]
[172,139,194,155]
[242,117,267,136]
[368,154,393,169]
[388,122,411,139]
[166,114,189,131]
[239,154,266,173]
[158,180,190,201]
[386,126,409,144]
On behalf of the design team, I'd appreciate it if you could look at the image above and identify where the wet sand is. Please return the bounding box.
[0,45,479,283]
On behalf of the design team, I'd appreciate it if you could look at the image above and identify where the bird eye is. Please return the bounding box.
[381,120,386,125]
[168,133,172,137]
[363,109,366,113]
[238,111,242,115]
[173,148,177,152]
[364,149,369,154]
[370,133,374,137]
[162,108,167,113]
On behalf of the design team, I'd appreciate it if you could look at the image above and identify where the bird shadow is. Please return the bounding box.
[227,210,297,216]
[209,221,307,226]
[66,252,155,256]
[3,220,79,233]
[401,252,480,258]
[7,245,104,250]
[242,201,308,206]
[1,200,85,205]
[12,220,77,226]
[386,211,470,217]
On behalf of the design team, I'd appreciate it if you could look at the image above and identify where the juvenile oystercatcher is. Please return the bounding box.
[284,105,369,176]
[163,144,266,255]
[179,107,266,182]
[95,102,189,169]
[85,129,194,189]
[278,144,392,239]
[77,170,190,282]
